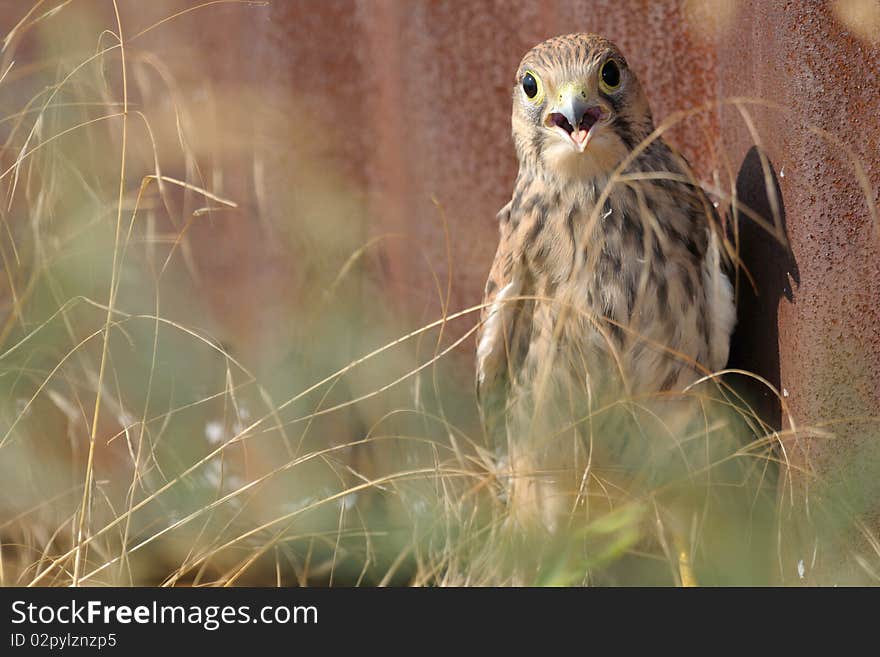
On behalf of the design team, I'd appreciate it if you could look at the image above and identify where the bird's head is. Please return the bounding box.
[511,34,653,181]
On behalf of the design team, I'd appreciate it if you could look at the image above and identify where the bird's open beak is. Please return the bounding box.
[545,84,605,153]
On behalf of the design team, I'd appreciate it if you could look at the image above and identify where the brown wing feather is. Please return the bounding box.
[475,202,530,445]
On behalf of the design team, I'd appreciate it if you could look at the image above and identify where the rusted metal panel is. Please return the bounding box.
[719,1,880,476]
[717,2,880,580]
[247,0,724,317]
[161,1,879,487]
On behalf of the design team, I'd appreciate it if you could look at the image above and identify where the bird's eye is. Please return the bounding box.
[522,71,541,101]
[599,59,621,92]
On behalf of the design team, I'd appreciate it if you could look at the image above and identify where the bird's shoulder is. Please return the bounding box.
[635,139,736,368]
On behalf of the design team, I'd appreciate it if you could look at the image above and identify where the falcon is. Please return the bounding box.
[476,34,736,553]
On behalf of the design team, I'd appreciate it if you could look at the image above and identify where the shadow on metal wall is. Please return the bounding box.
[727,146,799,432]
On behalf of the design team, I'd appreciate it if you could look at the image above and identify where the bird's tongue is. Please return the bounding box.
[571,129,589,146]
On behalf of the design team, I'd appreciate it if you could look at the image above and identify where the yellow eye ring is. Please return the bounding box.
[521,70,544,105]
[599,59,621,93]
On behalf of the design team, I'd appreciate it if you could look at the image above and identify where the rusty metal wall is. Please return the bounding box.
[244,1,879,459]
[128,1,880,523]
[718,1,880,507]
[249,0,724,316]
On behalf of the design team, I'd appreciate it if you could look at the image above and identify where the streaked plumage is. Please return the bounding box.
[476,34,735,529]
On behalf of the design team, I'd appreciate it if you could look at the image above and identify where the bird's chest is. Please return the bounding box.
[519,198,644,326]
[512,197,706,396]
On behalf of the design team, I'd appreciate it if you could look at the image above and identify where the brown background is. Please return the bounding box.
[162,0,880,486]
